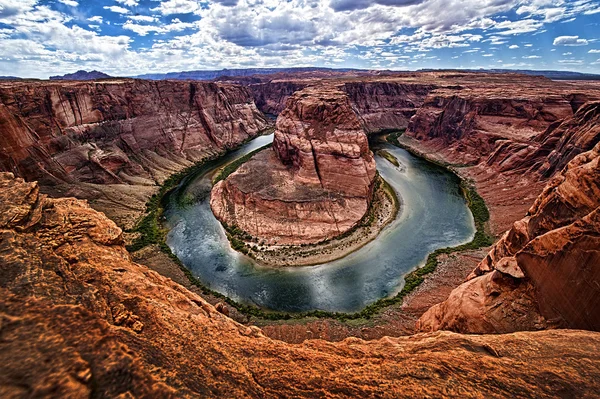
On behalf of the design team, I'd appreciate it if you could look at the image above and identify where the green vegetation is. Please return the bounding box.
[126,162,208,252]
[385,129,406,147]
[126,132,270,253]
[126,128,493,324]
[212,144,272,185]
[377,149,400,167]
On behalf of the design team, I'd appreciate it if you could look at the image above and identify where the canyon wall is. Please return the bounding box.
[0,80,269,226]
[417,139,600,333]
[2,171,600,398]
[211,86,377,244]
[247,79,436,133]
[343,81,436,133]
[249,81,308,115]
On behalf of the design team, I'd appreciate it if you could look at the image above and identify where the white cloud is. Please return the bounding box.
[103,5,130,14]
[116,0,139,6]
[58,0,78,6]
[88,16,103,23]
[129,15,158,23]
[523,55,541,59]
[123,18,196,36]
[509,44,519,49]
[589,49,600,54]
[553,35,589,46]
[151,0,199,15]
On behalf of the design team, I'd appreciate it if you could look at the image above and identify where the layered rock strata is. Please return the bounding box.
[2,172,600,398]
[343,81,436,132]
[417,141,600,333]
[211,86,377,245]
[0,79,269,226]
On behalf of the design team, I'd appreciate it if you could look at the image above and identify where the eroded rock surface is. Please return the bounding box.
[211,86,377,244]
[418,141,600,333]
[0,79,269,226]
[2,172,600,398]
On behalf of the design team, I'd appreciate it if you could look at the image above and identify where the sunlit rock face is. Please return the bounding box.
[211,86,377,245]
[2,172,600,397]
[0,79,269,186]
[418,139,600,334]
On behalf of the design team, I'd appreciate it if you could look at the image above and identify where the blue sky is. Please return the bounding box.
[0,0,599,78]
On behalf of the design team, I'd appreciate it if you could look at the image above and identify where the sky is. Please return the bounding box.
[0,0,599,78]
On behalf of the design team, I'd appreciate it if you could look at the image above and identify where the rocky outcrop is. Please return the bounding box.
[248,80,435,132]
[2,171,600,398]
[417,141,600,333]
[211,86,377,245]
[0,80,269,226]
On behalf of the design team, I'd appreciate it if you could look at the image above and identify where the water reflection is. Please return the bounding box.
[165,134,475,313]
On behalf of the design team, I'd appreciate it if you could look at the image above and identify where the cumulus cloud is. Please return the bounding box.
[151,0,200,15]
[553,35,588,46]
[58,0,78,6]
[0,0,599,77]
[123,18,196,36]
[0,0,37,18]
[329,0,423,12]
[103,5,130,14]
[116,0,139,6]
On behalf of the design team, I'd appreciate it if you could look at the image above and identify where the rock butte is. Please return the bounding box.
[211,86,377,245]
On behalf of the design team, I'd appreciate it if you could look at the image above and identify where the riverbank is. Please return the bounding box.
[226,174,399,267]
[128,129,492,328]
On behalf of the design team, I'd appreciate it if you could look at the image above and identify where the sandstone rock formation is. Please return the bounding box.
[343,81,436,132]
[417,141,600,333]
[0,80,269,226]
[2,171,600,398]
[211,86,377,245]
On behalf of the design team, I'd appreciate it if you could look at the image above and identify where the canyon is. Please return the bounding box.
[1,71,600,396]
[1,172,600,398]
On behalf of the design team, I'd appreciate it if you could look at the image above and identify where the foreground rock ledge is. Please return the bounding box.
[2,172,600,398]
[211,86,377,245]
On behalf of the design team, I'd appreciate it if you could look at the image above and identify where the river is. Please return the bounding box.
[164,133,475,313]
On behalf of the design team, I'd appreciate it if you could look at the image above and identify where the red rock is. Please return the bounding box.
[2,171,600,397]
[418,141,600,333]
[0,80,268,186]
[211,86,376,245]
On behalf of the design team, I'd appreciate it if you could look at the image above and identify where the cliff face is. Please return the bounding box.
[249,81,308,115]
[0,80,268,185]
[211,86,377,244]
[343,82,436,133]
[2,171,600,398]
[248,80,436,133]
[0,80,269,226]
[406,91,575,165]
[417,141,600,333]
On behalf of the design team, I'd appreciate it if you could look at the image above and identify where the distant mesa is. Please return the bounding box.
[134,67,381,81]
[49,70,112,81]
